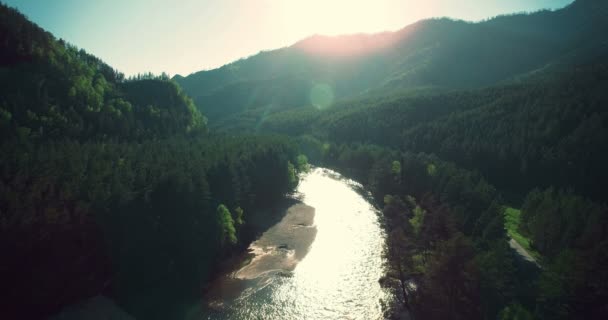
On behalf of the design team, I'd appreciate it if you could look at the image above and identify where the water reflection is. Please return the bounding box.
[200,168,391,319]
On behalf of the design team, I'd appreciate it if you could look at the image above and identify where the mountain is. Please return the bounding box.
[174,0,608,123]
[264,62,608,199]
[0,4,206,142]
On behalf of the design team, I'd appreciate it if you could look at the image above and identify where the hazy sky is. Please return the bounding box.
[4,0,574,76]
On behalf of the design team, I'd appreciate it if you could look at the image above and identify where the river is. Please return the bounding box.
[197,167,393,319]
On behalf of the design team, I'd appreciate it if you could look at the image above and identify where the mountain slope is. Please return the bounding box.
[175,0,608,122]
[326,62,608,201]
[0,4,206,141]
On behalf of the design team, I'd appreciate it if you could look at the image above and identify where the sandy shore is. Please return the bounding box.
[234,203,317,279]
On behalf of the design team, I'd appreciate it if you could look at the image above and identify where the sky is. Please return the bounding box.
[4,0,574,76]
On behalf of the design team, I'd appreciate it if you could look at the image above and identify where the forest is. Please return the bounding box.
[2,0,608,319]
[0,4,302,319]
[301,140,607,319]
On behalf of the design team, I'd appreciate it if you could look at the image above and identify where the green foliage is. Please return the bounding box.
[498,303,534,320]
[417,233,480,320]
[217,204,237,245]
[536,250,585,319]
[287,161,298,189]
[233,207,245,226]
[476,241,517,319]
[396,66,608,201]
[391,160,401,175]
[409,205,425,236]
[383,194,394,206]
[517,188,608,319]
[521,188,606,258]
[296,154,310,172]
[0,108,11,122]
[504,207,541,261]
[0,3,206,142]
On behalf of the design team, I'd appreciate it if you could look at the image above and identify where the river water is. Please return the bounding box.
[198,168,392,320]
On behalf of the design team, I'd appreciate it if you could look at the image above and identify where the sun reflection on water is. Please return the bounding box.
[202,168,392,320]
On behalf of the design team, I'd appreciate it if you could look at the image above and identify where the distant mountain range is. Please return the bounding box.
[174,0,608,122]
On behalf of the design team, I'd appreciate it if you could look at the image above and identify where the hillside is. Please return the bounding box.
[0,5,206,141]
[218,60,607,202]
[174,0,608,122]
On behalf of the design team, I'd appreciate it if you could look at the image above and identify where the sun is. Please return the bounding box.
[279,0,392,37]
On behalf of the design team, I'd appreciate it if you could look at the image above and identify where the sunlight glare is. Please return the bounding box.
[309,83,334,109]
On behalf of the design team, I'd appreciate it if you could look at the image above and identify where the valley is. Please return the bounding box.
[1,1,607,319]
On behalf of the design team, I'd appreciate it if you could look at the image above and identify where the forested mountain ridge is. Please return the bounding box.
[0,4,302,319]
[207,54,608,202]
[318,62,608,201]
[0,4,206,141]
[174,0,607,122]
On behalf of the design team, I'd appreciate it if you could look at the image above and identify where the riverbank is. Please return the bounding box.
[201,203,317,309]
[235,203,317,279]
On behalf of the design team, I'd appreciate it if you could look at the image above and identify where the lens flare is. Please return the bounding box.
[309,83,334,109]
